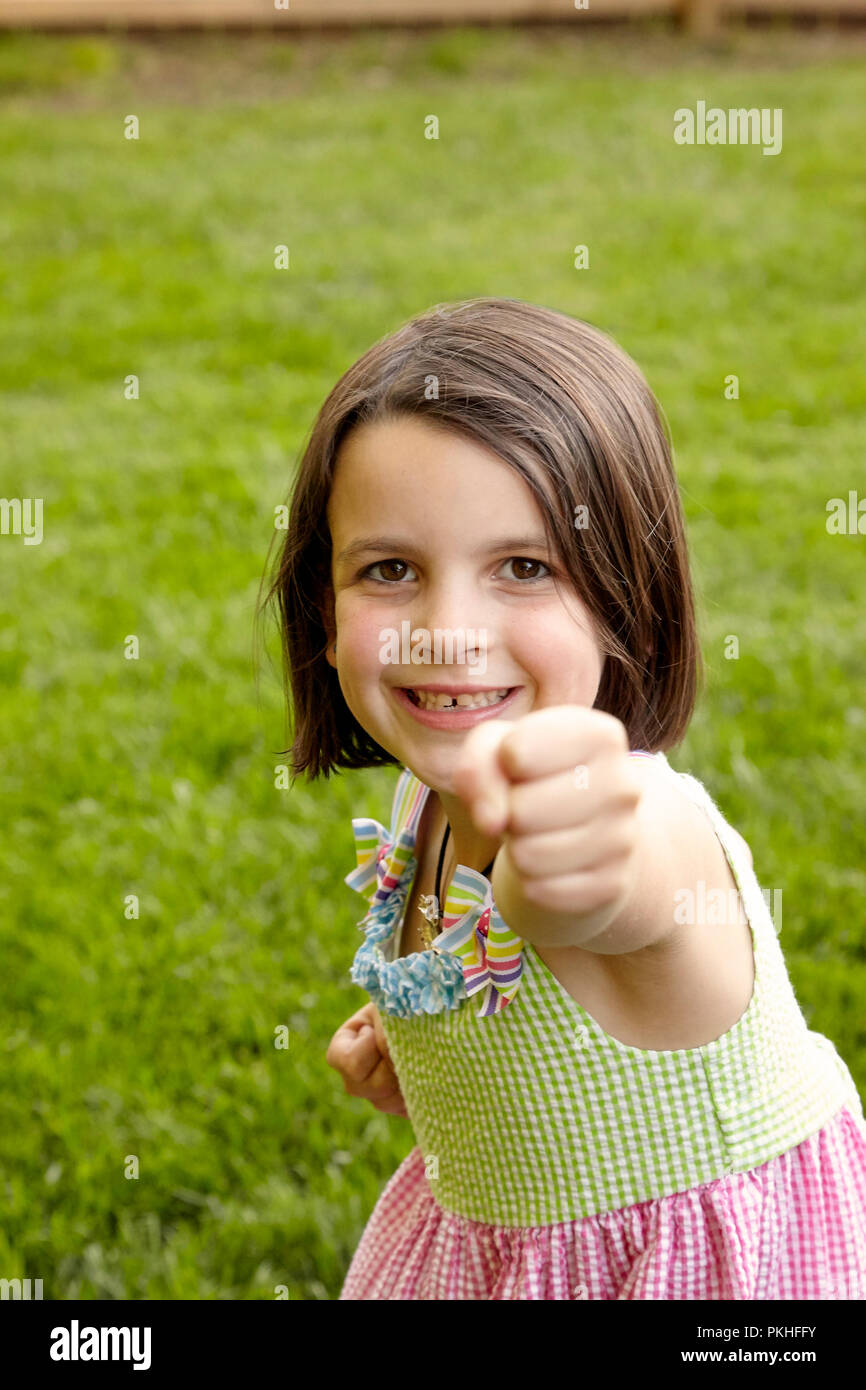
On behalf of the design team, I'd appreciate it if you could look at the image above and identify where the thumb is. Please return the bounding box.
[352,1025,383,1073]
[452,719,513,835]
[353,1023,378,1056]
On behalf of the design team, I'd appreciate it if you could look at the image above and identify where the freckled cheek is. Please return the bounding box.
[507,620,600,701]
[337,614,393,683]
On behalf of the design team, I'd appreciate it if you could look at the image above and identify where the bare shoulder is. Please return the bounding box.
[536,757,758,1051]
[582,755,748,957]
[652,757,754,870]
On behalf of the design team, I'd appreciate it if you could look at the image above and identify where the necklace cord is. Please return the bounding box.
[434,824,451,904]
[433,824,497,911]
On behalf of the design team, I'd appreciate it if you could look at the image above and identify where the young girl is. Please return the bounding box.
[264,296,866,1300]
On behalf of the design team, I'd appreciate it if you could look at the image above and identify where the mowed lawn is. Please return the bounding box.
[1,23,864,1299]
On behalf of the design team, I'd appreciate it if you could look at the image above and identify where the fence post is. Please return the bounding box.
[681,0,723,35]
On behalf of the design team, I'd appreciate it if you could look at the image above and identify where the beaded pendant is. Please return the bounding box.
[417,893,442,951]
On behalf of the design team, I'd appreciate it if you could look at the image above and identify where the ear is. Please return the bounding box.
[322,586,337,670]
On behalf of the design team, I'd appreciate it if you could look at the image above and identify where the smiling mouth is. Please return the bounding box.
[402,687,515,710]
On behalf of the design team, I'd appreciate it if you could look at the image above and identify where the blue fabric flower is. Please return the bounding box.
[344,794,525,1019]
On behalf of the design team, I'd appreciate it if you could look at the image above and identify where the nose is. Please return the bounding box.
[409,577,489,668]
[414,579,484,638]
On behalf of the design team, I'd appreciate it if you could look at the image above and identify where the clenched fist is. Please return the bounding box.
[451,706,644,939]
[325,1002,408,1118]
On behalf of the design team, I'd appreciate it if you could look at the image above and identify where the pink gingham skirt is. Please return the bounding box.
[339,1104,866,1299]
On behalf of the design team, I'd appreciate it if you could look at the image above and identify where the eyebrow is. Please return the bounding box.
[336,534,551,566]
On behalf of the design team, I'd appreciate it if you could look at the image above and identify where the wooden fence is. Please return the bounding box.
[1,0,865,36]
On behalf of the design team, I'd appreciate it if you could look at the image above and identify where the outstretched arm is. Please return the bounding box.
[454,707,707,956]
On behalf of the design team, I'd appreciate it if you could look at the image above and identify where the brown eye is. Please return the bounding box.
[364,559,414,583]
[503,557,551,581]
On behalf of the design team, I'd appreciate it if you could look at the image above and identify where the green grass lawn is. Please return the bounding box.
[1,21,865,1299]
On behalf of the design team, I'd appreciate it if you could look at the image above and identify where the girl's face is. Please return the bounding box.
[325,416,605,794]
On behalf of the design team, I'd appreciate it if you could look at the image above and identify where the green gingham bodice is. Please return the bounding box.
[345,753,864,1227]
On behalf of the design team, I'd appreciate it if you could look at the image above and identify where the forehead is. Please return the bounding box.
[327,416,548,525]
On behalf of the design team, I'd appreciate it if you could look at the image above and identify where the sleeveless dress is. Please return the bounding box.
[338,751,866,1300]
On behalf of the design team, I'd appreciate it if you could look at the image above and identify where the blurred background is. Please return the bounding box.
[1,5,865,1300]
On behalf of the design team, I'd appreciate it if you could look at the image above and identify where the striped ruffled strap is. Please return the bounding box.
[344,756,657,1017]
[343,818,392,900]
[344,769,428,907]
[437,867,525,1017]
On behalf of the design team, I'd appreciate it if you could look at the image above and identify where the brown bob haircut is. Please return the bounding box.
[259,297,703,781]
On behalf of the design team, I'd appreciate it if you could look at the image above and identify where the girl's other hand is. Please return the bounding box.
[325,1002,409,1118]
